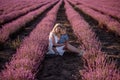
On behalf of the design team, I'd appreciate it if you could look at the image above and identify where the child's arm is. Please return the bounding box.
[65,34,69,43]
[52,34,65,47]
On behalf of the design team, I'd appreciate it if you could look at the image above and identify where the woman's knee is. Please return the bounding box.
[66,43,71,47]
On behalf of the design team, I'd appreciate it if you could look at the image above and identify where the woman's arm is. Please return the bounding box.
[52,34,65,47]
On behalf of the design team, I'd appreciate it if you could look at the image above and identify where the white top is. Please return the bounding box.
[47,32,65,56]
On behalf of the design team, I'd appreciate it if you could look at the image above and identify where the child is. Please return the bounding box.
[58,27,69,44]
[57,27,69,51]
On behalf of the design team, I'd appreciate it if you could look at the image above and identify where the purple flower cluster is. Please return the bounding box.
[64,0,120,80]
[0,0,44,15]
[0,0,58,43]
[0,0,62,80]
[80,54,120,80]
[73,0,120,19]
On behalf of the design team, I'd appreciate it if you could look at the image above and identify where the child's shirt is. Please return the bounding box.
[58,34,69,44]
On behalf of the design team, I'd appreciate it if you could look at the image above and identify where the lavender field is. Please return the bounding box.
[0,0,120,80]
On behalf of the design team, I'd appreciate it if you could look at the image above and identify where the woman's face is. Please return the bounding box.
[55,27,61,33]
[60,29,66,34]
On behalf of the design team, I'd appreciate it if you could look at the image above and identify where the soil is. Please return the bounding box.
[37,54,84,80]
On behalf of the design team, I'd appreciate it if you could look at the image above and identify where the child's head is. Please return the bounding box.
[60,27,67,35]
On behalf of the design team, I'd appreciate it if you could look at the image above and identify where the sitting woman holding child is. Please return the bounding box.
[47,23,84,56]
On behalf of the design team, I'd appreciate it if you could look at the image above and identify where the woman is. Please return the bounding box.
[47,23,84,56]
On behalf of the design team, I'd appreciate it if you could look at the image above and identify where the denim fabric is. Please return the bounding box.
[58,34,69,44]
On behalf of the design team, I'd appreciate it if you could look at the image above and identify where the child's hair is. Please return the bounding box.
[60,26,67,31]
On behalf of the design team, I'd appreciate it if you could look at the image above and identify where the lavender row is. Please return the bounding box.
[64,0,119,80]
[68,0,120,36]
[76,0,120,14]
[0,0,62,80]
[0,0,44,15]
[74,0,120,19]
[0,1,52,25]
[0,0,33,14]
[77,0,120,12]
[0,0,58,43]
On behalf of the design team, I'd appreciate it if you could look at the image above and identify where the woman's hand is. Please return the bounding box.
[63,42,68,50]
[53,43,65,47]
